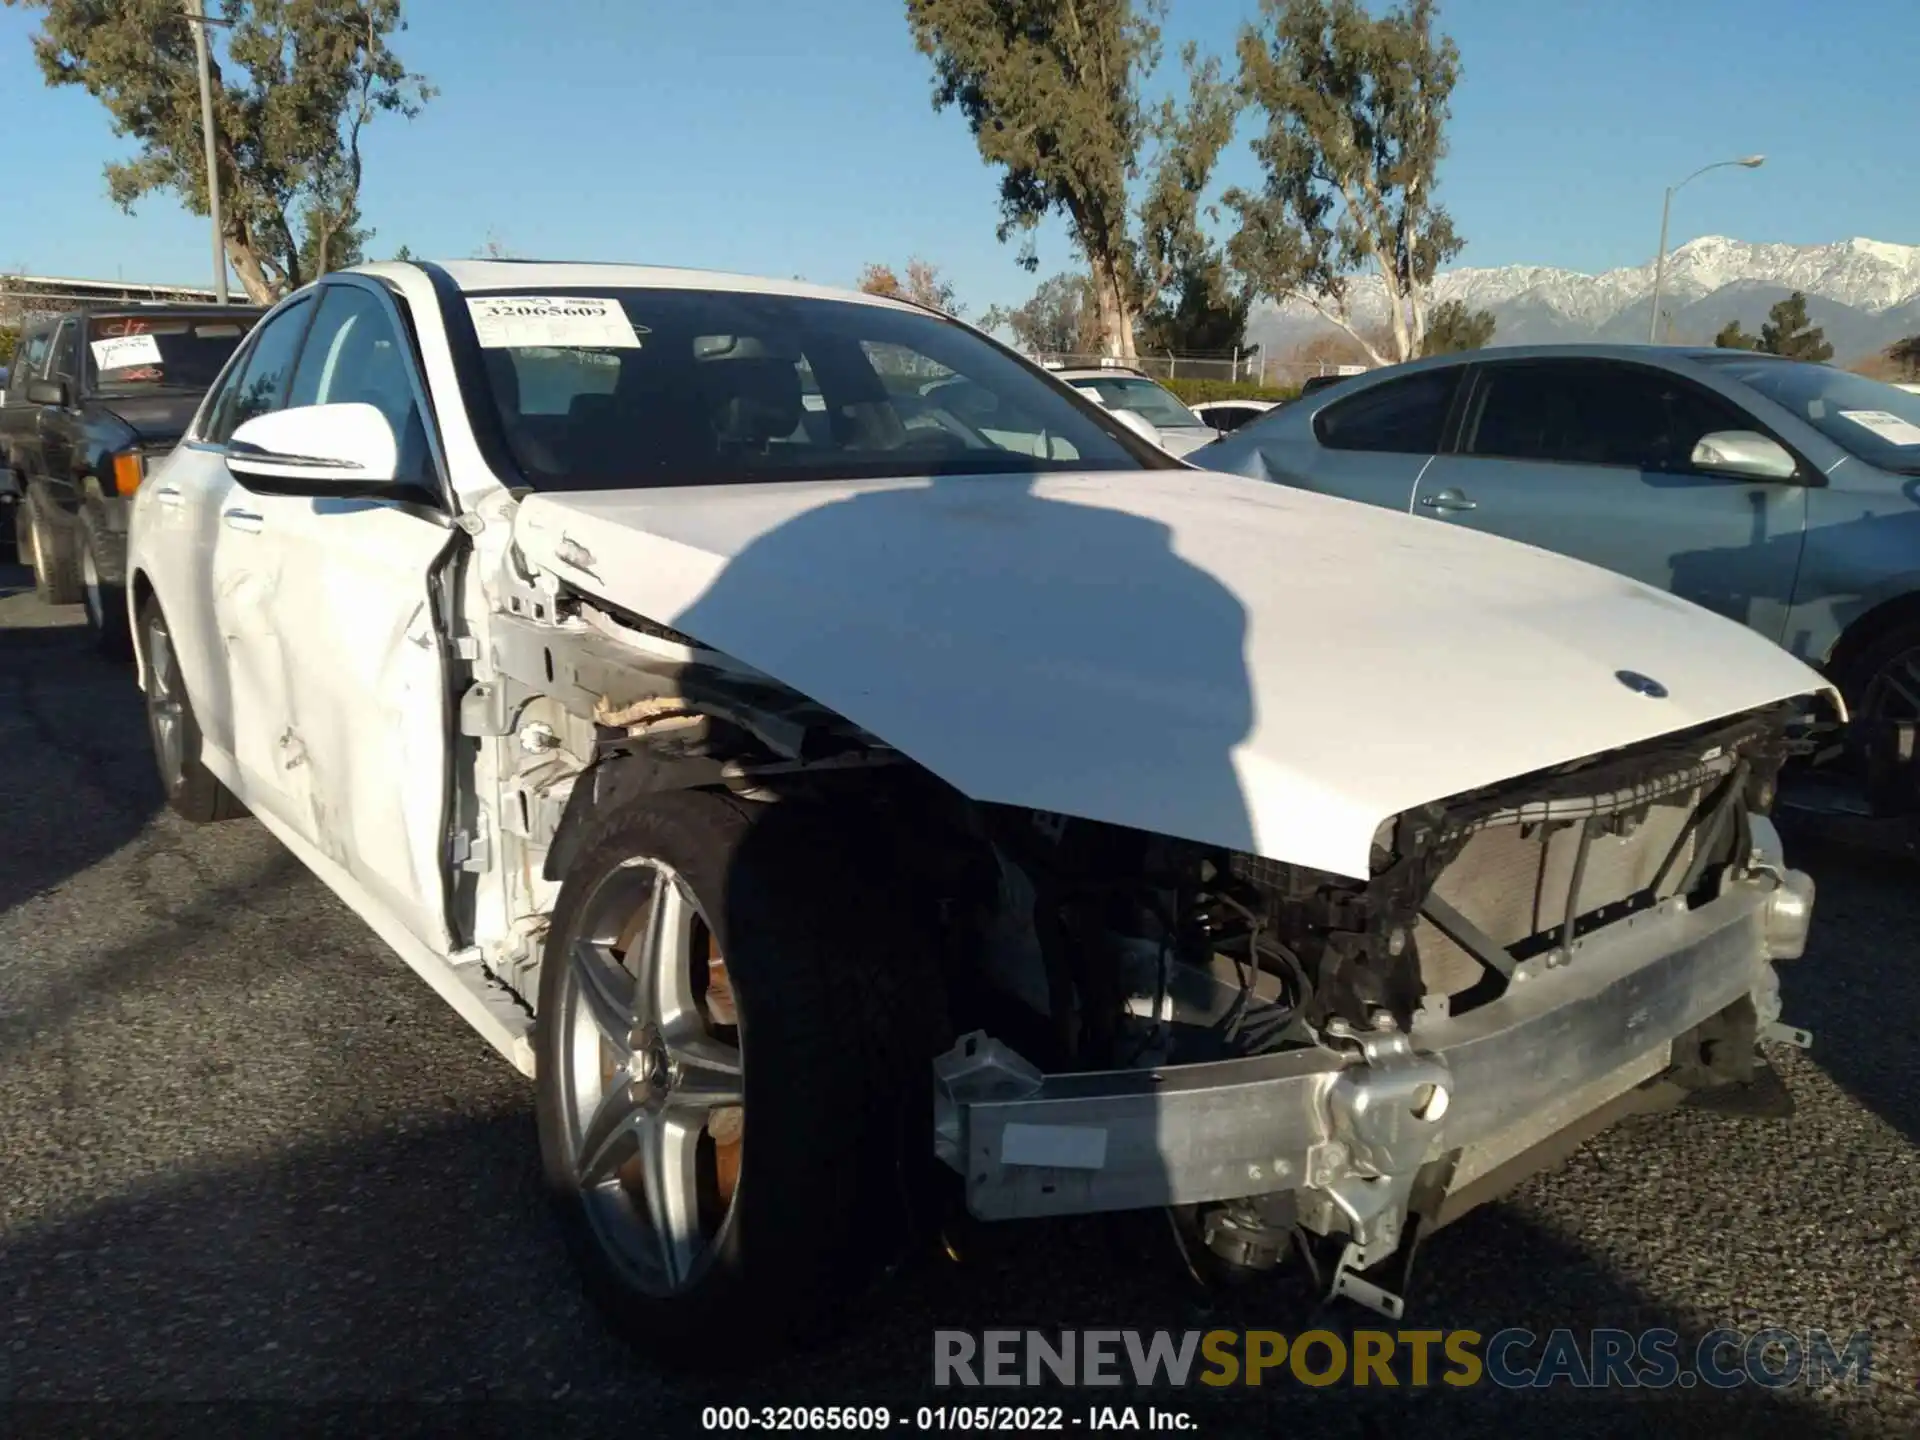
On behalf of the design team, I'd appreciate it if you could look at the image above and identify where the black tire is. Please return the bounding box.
[0,495,19,564]
[1840,621,1920,720]
[26,494,83,606]
[138,597,246,824]
[79,513,132,659]
[535,788,948,1360]
[1837,621,1920,815]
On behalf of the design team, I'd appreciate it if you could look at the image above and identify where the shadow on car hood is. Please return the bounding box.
[513,469,1833,879]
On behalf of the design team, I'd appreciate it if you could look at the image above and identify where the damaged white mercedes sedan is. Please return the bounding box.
[126,260,1834,1352]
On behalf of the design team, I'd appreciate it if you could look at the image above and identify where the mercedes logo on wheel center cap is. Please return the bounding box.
[1615,670,1670,699]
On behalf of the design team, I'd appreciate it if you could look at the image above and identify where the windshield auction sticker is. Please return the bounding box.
[89,333,164,370]
[1839,409,1920,446]
[466,295,644,350]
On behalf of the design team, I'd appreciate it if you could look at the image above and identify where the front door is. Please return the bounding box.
[38,320,82,499]
[1,322,54,501]
[1412,358,1810,643]
[247,280,457,952]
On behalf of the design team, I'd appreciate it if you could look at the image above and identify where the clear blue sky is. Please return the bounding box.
[1,0,1913,309]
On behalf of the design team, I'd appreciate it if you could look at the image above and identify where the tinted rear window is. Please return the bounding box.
[1314,369,1460,453]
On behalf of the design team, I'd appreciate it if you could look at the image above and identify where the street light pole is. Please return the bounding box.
[186,0,228,304]
[1648,154,1765,344]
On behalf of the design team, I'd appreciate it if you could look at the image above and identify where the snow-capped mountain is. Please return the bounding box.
[1251,236,1920,357]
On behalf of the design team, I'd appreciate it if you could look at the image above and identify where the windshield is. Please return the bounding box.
[1699,356,1920,473]
[462,288,1165,489]
[1067,375,1206,429]
[87,314,254,390]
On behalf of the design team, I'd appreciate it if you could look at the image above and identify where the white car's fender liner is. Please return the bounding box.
[474,602,905,888]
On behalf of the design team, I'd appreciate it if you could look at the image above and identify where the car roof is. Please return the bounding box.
[356,258,922,314]
[1328,342,1815,381]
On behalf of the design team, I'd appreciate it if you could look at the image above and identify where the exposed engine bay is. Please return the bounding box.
[911,699,1804,1070]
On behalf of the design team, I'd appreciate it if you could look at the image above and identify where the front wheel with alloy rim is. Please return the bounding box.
[139,599,246,823]
[536,789,948,1359]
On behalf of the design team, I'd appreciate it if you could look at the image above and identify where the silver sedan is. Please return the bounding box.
[1194,343,1920,809]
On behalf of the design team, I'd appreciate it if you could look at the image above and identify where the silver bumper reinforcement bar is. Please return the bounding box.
[935,852,1815,1278]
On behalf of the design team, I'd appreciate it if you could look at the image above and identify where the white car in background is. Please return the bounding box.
[126,259,1829,1358]
[1047,364,1219,456]
[1190,397,1280,434]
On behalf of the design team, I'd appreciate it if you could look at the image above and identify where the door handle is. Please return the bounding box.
[1419,488,1478,513]
[222,507,265,533]
[152,485,184,508]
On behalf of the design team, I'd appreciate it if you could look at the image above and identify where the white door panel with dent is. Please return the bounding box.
[143,445,242,771]
[207,483,302,818]
[268,497,455,952]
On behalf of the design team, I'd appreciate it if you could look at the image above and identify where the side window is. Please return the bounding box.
[48,320,80,386]
[1624,373,1757,473]
[1315,369,1460,454]
[212,296,314,443]
[1466,361,1754,472]
[1465,362,1611,464]
[17,325,53,381]
[198,334,257,443]
[287,285,433,482]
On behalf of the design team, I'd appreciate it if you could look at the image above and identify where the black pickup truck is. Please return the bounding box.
[1,303,262,652]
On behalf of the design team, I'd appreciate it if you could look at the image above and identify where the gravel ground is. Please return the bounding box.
[0,564,1915,1438]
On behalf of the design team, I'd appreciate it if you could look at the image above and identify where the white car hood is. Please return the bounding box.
[512,469,1832,880]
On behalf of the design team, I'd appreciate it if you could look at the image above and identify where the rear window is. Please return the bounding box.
[1066,375,1205,430]
[86,314,255,390]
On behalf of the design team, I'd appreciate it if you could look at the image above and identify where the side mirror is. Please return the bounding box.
[227,402,413,500]
[1690,429,1797,482]
[26,378,68,407]
[1110,407,1164,450]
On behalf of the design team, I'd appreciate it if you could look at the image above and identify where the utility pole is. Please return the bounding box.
[1647,154,1764,344]
[187,0,228,304]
